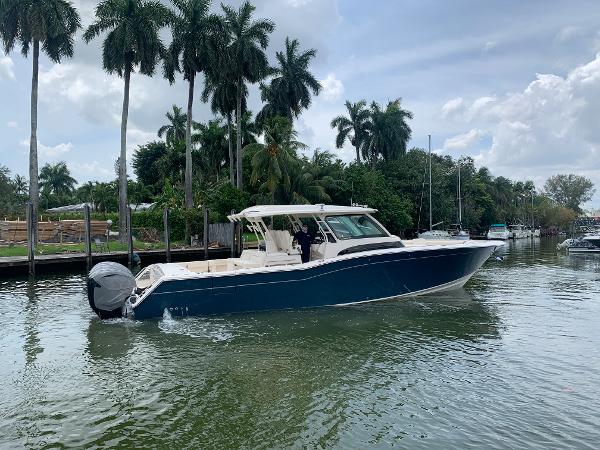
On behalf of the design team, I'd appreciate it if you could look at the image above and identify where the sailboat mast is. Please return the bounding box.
[428,134,432,232]
[458,159,462,225]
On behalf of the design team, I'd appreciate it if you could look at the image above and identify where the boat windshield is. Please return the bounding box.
[325,215,387,240]
[491,225,506,231]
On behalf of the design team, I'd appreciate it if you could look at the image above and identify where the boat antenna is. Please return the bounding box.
[428,134,432,232]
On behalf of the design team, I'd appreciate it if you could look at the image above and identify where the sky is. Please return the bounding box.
[1,0,600,208]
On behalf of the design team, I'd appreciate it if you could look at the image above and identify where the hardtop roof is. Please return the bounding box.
[228,204,377,221]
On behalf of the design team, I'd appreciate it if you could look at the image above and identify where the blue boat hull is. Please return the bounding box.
[131,245,496,319]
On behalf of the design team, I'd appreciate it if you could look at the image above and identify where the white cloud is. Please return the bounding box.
[39,63,149,126]
[447,54,600,197]
[20,139,74,158]
[0,52,15,80]
[319,73,344,102]
[6,121,18,128]
[443,129,485,150]
[441,97,464,118]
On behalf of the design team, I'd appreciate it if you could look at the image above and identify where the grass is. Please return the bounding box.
[0,240,166,258]
[243,232,259,242]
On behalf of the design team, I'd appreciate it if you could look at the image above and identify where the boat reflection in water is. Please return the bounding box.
[87,204,503,320]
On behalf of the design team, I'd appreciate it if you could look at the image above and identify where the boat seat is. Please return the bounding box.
[269,230,295,254]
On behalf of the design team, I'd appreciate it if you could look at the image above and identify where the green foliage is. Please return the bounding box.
[543,174,595,213]
[202,182,250,222]
[39,161,76,196]
[340,164,413,235]
[257,37,320,127]
[132,141,168,192]
[0,0,81,61]
[331,100,370,163]
[83,0,170,76]
[158,105,187,146]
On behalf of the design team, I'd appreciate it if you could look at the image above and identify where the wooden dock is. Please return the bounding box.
[0,247,232,276]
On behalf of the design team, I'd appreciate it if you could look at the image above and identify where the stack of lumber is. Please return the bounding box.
[59,220,108,241]
[0,221,59,242]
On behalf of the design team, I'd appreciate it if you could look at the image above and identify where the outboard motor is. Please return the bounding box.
[87,262,136,319]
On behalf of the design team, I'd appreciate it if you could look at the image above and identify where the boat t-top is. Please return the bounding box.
[87,204,503,319]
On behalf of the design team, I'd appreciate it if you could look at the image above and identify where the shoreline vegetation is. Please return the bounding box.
[0,0,596,249]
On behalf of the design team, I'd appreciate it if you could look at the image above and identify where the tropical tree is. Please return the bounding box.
[0,0,80,239]
[202,63,247,186]
[245,116,306,203]
[164,0,220,241]
[363,98,413,164]
[193,119,228,180]
[39,161,77,197]
[330,100,370,163]
[158,105,187,146]
[132,141,168,192]
[13,174,28,196]
[83,0,170,241]
[221,0,274,189]
[257,37,320,126]
[544,174,595,213]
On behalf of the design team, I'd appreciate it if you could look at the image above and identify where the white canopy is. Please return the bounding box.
[228,204,377,221]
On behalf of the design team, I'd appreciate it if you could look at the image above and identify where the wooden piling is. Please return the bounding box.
[163,207,171,263]
[83,204,92,267]
[26,202,35,275]
[127,207,133,267]
[230,209,236,258]
[203,207,209,261]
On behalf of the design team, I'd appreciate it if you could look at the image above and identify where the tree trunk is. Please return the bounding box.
[236,77,243,190]
[119,67,131,243]
[355,144,361,164]
[184,75,195,244]
[227,114,234,186]
[29,40,40,245]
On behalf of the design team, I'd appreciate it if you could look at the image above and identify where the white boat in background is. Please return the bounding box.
[557,238,600,253]
[532,228,541,237]
[418,229,452,239]
[509,224,529,239]
[487,224,510,240]
[582,233,600,248]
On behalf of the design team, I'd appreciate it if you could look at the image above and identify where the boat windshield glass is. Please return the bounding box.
[325,215,387,240]
[491,225,506,230]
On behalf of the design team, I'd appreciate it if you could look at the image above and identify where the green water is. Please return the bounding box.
[1,238,599,448]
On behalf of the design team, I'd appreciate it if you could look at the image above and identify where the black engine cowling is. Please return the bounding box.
[87,262,136,319]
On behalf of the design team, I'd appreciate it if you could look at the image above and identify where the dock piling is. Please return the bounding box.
[163,208,171,263]
[230,209,236,258]
[127,207,133,268]
[26,202,35,275]
[83,204,92,267]
[203,207,209,261]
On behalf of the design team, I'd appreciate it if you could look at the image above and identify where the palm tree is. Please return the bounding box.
[158,105,187,146]
[39,161,77,197]
[221,1,274,190]
[83,0,169,242]
[363,99,413,164]
[164,0,219,241]
[330,100,370,163]
[257,37,320,124]
[0,0,80,240]
[202,63,247,186]
[13,174,28,196]
[193,119,228,180]
[245,116,306,204]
